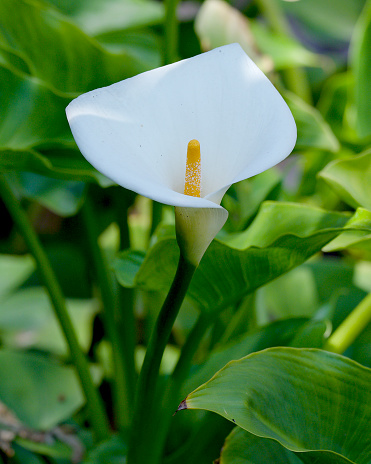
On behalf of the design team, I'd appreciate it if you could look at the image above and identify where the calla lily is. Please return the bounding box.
[66,43,296,264]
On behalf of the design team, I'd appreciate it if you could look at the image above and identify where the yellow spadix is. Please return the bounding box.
[184,139,201,197]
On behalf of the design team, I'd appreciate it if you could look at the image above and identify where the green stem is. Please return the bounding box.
[149,313,210,463]
[0,175,110,442]
[164,0,180,65]
[150,201,163,237]
[115,187,137,406]
[127,253,197,464]
[325,293,371,354]
[81,191,135,432]
[255,0,312,103]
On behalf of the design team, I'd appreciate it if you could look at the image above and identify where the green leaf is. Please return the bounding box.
[115,202,350,314]
[288,319,329,349]
[323,208,371,257]
[37,148,113,185]
[0,0,157,94]
[219,427,302,464]
[281,0,366,43]
[354,261,371,293]
[317,73,352,139]
[194,0,259,64]
[256,266,319,320]
[0,287,99,355]
[94,30,161,73]
[284,92,340,152]
[351,0,371,138]
[15,437,73,460]
[0,254,35,299]
[82,435,126,464]
[194,0,324,71]
[250,21,325,70]
[6,172,85,217]
[181,348,371,464]
[0,64,72,150]
[222,168,281,232]
[0,350,84,429]
[61,0,165,36]
[319,151,371,211]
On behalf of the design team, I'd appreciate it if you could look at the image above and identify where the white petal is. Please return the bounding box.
[175,206,228,265]
[66,43,296,207]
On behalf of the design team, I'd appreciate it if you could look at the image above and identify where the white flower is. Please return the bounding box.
[66,43,296,264]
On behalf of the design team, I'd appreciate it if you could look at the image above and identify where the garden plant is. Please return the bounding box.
[0,0,370,463]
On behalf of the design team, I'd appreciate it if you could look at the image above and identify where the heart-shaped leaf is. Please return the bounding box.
[180,348,371,464]
[115,202,350,314]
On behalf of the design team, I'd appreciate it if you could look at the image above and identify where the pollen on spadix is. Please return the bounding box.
[184,139,201,197]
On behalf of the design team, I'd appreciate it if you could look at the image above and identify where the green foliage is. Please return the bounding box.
[0,0,370,462]
[0,287,98,355]
[319,151,371,211]
[219,427,302,464]
[351,0,371,138]
[115,202,351,313]
[0,350,84,429]
[184,348,371,463]
[285,92,339,152]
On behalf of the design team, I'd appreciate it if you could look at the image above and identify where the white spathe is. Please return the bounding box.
[66,43,296,264]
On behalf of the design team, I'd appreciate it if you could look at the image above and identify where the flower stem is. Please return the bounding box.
[127,253,197,464]
[324,292,371,354]
[0,174,110,442]
[149,313,210,464]
[81,190,135,432]
[255,0,312,103]
[164,0,180,64]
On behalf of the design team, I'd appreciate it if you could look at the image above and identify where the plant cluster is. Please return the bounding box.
[0,0,370,463]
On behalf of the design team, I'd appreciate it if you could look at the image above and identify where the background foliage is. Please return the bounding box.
[0,0,370,463]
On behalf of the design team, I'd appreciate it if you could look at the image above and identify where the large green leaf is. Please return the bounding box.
[218,427,358,464]
[351,0,371,139]
[0,64,71,150]
[0,350,84,429]
[115,202,350,314]
[0,0,157,94]
[219,427,302,464]
[319,151,371,211]
[0,64,111,181]
[181,348,371,464]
